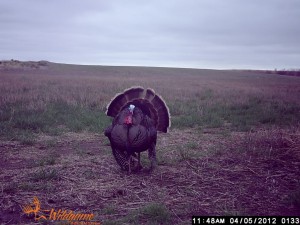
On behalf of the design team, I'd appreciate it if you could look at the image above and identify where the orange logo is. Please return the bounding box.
[22,196,49,221]
[22,196,100,225]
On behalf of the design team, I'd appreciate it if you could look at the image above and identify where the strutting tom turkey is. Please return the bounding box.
[104,87,171,172]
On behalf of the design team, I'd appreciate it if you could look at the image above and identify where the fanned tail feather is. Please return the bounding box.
[106,86,171,133]
[106,86,144,117]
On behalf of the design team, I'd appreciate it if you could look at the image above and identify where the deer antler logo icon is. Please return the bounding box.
[22,196,98,224]
[22,196,49,221]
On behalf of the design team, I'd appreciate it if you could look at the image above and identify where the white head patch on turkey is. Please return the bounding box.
[104,86,171,173]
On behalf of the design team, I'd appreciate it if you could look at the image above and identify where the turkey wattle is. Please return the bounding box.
[104,87,171,172]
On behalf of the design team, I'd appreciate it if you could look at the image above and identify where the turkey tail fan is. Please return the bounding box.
[106,86,144,117]
[106,86,171,133]
[144,88,171,133]
[151,93,171,133]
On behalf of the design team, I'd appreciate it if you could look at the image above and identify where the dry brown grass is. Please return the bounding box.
[1,127,299,224]
[1,63,300,110]
[1,63,300,224]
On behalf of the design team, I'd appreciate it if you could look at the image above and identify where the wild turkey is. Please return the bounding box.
[104,86,171,173]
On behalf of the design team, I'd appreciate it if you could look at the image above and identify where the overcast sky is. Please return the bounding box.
[1,0,299,69]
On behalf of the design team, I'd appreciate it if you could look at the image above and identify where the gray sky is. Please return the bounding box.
[1,0,300,69]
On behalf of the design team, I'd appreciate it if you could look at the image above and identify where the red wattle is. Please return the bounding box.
[125,116,132,124]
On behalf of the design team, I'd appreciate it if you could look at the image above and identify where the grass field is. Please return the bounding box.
[0,61,300,224]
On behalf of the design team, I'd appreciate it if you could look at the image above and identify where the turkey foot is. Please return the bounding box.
[133,152,143,172]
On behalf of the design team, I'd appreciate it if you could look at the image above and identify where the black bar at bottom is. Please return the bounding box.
[192,216,300,225]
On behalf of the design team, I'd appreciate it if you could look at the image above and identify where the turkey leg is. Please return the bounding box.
[136,152,143,171]
[128,155,131,175]
[148,143,157,170]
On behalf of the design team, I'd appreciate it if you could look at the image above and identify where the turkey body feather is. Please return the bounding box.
[104,87,170,172]
[109,110,156,153]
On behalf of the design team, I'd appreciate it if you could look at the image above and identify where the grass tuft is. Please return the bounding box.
[30,168,59,182]
[140,203,171,225]
[34,153,59,167]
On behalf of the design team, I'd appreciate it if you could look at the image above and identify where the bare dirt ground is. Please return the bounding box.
[1,128,299,224]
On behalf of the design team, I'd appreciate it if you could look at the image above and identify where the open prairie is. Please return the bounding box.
[1,61,300,224]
